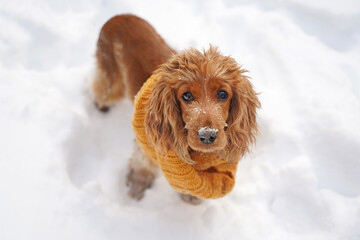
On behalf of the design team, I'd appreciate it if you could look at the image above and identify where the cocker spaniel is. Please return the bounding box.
[92,14,260,204]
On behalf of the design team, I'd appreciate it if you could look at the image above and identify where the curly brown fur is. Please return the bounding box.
[92,14,175,108]
[145,47,260,165]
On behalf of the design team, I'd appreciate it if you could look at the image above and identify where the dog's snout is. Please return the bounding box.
[197,127,218,144]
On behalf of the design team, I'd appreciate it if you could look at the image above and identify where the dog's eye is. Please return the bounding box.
[217,90,228,101]
[181,92,194,102]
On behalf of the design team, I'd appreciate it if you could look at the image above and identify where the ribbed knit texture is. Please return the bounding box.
[132,74,238,199]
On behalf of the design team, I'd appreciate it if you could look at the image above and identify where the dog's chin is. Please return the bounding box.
[189,144,225,153]
[188,138,227,154]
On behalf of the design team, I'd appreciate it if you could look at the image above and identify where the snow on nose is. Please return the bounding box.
[197,127,218,144]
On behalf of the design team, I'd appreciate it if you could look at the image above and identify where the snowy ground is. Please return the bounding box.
[1,0,360,239]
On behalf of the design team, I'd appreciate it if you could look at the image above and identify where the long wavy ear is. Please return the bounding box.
[145,74,193,164]
[226,71,261,162]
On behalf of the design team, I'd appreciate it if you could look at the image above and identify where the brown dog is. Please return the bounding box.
[92,14,260,204]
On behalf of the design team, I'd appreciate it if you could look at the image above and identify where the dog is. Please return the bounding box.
[92,14,260,204]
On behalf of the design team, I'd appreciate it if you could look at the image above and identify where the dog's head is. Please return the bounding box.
[145,46,260,164]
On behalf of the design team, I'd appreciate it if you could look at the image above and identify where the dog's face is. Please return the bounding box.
[176,76,232,153]
[146,47,260,164]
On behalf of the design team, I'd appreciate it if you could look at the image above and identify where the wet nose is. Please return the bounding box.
[197,127,218,144]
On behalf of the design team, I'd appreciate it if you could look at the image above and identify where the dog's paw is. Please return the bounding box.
[94,101,110,113]
[180,193,203,205]
[126,169,154,200]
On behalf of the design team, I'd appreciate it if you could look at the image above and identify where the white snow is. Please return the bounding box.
[1,0,360,239]
[198,127,219,134]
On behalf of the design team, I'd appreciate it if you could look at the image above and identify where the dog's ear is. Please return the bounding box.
[226,72,260,161]
[145,75,192,163]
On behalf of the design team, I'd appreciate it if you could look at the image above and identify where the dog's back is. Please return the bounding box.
[93,14,174,110]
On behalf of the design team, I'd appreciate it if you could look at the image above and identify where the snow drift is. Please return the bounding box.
[1,0,360,239]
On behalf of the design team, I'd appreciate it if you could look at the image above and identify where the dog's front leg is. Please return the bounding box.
[126,141,158,200]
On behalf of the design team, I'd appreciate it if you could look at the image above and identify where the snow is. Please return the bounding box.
[1,0,360,239]
[198,126,219,134]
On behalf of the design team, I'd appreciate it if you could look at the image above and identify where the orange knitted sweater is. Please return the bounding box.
[132,74,239,199]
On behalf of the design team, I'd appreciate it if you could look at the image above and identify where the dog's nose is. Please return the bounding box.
[197,127,218,144]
